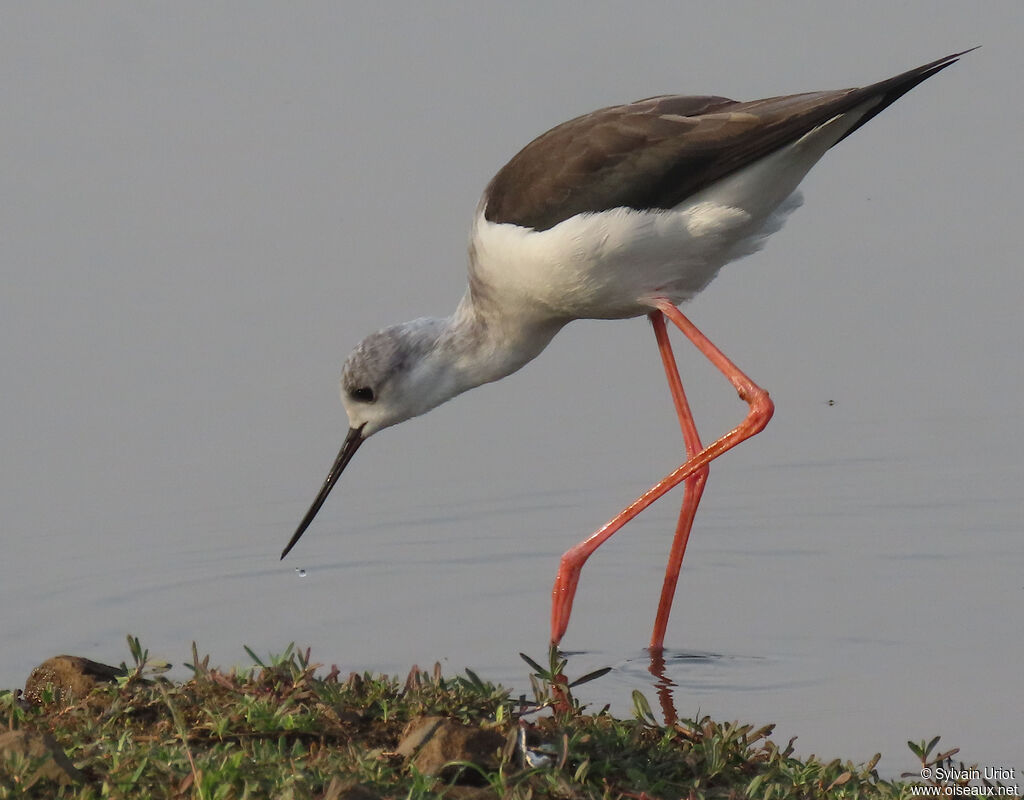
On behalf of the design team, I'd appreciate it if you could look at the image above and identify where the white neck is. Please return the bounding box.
[437,287,565,395]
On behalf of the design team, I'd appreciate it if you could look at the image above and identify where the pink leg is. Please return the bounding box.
[550,299,774,645]
[648,311,708,652]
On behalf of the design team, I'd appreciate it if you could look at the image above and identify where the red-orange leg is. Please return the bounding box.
[648,311,708,652]
[550,299,774,646]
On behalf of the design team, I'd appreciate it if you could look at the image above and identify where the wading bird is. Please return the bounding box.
[282,52,968,650]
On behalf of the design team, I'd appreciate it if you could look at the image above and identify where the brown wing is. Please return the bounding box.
[483,52,968,231]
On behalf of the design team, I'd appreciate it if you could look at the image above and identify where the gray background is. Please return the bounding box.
[2,2,1020,777]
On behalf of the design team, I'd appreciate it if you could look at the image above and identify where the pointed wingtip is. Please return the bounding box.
[933,47,978,73]
[916,47,979,77]
[936,46,981,70]
[935,46,980,64]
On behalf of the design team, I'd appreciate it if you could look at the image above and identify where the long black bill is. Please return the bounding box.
[280,425,365,559]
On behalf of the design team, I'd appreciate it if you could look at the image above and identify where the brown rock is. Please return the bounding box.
[24,655,124,705]
[396,716,504,782]
[0,728,85,786]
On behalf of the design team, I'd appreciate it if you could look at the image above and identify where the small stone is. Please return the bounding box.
[24,655,124,705]
[397,716,504,782]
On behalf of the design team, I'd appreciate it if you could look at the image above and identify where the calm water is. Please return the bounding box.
[5,380,1020,778]
[2,2,1021,784]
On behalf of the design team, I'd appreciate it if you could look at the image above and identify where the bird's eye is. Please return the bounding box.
[351,386,375,403]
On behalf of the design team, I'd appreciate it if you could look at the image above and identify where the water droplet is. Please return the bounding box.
[294,567,307,577]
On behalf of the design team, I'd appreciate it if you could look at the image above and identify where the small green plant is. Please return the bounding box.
[519,646,611,715]
[906,734,960,772]
[631,688,659,726]
[116,634,171,686]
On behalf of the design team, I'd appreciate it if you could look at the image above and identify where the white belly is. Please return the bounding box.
[471,192,800,319]
[470,105,870,321]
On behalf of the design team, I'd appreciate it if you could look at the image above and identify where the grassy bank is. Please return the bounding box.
[0,638,1012,799]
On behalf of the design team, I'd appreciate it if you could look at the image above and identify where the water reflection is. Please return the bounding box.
[551,644,817,730]
[648,646,698,726]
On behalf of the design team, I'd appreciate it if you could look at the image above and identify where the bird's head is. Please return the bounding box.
[281,318,455,559]
[339,318,456,437]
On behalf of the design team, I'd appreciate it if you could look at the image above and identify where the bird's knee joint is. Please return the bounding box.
[746,388,774,433]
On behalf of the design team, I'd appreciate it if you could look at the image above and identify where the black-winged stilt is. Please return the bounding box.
[282,51,969,650]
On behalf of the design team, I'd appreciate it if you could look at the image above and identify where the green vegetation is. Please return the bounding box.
[0,638,1013,799]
